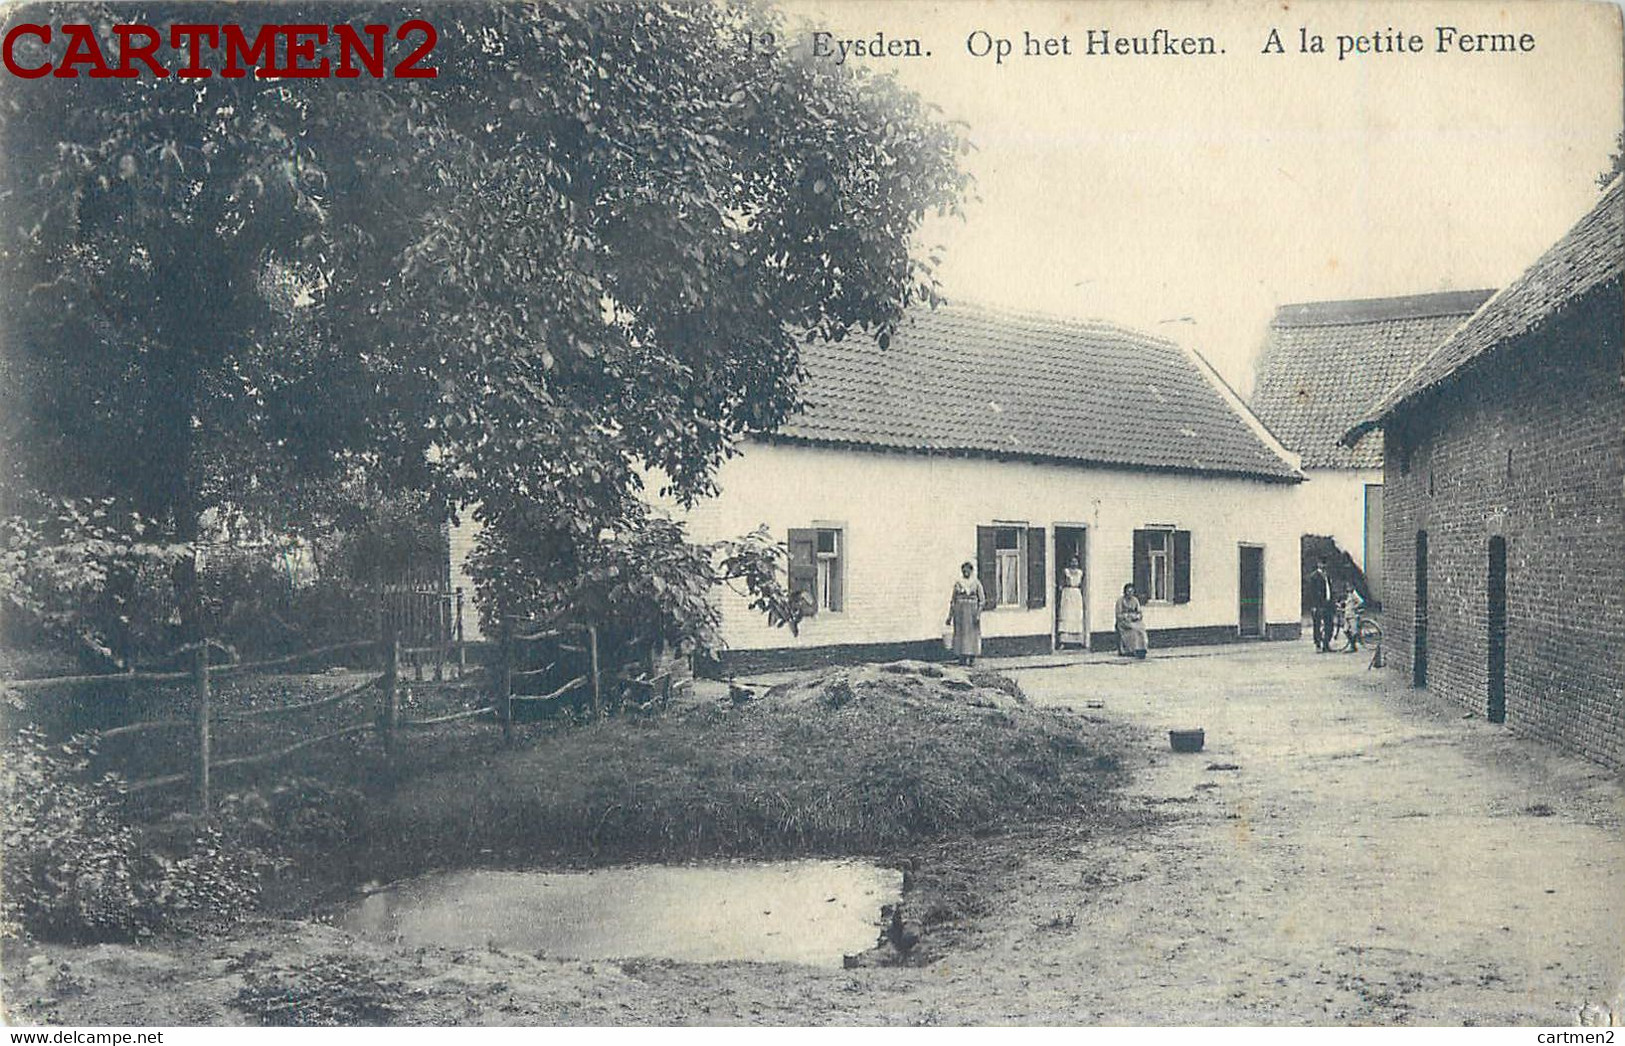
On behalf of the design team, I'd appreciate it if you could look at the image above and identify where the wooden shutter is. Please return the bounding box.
[826,532,843,612]
[1172,530,1192,604]
[1026,527,1046,608]
[787,528,818,616]
[976,526,998,609]
[1132,529,1151,599]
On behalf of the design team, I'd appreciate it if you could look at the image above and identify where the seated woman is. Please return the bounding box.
[1116,583,1148,659]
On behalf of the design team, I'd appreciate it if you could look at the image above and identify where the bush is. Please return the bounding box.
[217,776,367,852]
[0,729,262,941]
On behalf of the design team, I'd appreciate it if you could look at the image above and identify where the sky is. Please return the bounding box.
[778,0,1623,394]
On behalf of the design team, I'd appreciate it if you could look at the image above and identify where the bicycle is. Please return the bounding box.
[1337,610,1383,667]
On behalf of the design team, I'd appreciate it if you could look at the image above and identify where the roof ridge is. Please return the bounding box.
[931,298,1186,351]
[1269,288,1496,328]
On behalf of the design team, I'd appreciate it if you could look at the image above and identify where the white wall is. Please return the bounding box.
[448,514,485,642]
[684,442,1303,652]
[1294,466,1383,594]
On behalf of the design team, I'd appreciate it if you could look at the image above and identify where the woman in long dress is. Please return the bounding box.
[1116,583,1148,659]
[1057,557,1085,648]
[946,561,984,666]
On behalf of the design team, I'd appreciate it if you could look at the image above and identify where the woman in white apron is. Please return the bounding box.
[1058,556,1085,648]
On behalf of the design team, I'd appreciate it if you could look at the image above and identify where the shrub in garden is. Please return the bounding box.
[217,775,367,853]
[0,729,261,941]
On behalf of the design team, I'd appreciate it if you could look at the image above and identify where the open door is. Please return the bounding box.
[1054,525,1088,649]
[1238,545,1265,637]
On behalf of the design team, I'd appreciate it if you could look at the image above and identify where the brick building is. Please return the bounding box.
[1250,289,1492,605]
[1346,178,1624,769]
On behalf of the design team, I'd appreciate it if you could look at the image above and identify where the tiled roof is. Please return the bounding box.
[1250,290,1492,469]
[1350,178,1624,439]
[771,303,1302,482]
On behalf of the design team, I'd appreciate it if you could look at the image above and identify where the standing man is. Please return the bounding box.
[1308,558,1335,653]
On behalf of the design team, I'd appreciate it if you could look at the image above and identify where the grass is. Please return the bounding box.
[364,663,1136,874]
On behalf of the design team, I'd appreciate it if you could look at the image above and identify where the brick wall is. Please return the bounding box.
[1381,290,1625,769]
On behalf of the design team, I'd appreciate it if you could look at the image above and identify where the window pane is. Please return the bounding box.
[816,529,837,555]
[816,558,833,610]
[995,527,1021,551]
[996,549,1022,605]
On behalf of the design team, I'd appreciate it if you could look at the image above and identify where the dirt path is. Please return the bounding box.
[7,643,1623,1025]
[995,642,1625,1024]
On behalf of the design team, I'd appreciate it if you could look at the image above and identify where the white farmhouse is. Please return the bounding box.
[681,304,1306,672]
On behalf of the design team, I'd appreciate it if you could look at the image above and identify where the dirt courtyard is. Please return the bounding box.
[7,640,1624,1026]
[991,641,1625,1024]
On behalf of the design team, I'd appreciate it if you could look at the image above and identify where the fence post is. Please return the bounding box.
[434,592,446,683]
[382,629,400,757]
[192,647,211,814]
[454,588,466,680]
[497,618,514,745]
[588,624,603,719]
[373,566,385,648]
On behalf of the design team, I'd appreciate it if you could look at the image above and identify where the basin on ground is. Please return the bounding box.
[341,860,901,967]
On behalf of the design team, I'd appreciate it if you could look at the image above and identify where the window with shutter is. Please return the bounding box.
[978,523,1038,609]
[788,526,843,614]
[1133,526,1187,603]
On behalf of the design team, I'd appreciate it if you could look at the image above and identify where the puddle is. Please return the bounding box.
[341,860,901,967]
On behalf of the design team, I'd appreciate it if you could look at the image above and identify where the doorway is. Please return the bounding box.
[1238,544,1265,638]
[1488,536,1507,723]
[1414,530,1429,688]
[1054,526,1088,650]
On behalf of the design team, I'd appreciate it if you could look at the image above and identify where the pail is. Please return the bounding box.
[1169,728,1205,753]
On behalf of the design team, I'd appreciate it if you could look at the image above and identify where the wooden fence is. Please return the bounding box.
[378,584,468,683]
[491,618,679,741]
[4,612,674,813]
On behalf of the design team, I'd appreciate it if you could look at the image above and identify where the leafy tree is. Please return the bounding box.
[0,3,373,661]
[0,2,967,663]
[1601,131,1624,189]
[0,497,188,666]
[345,2,968,652]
